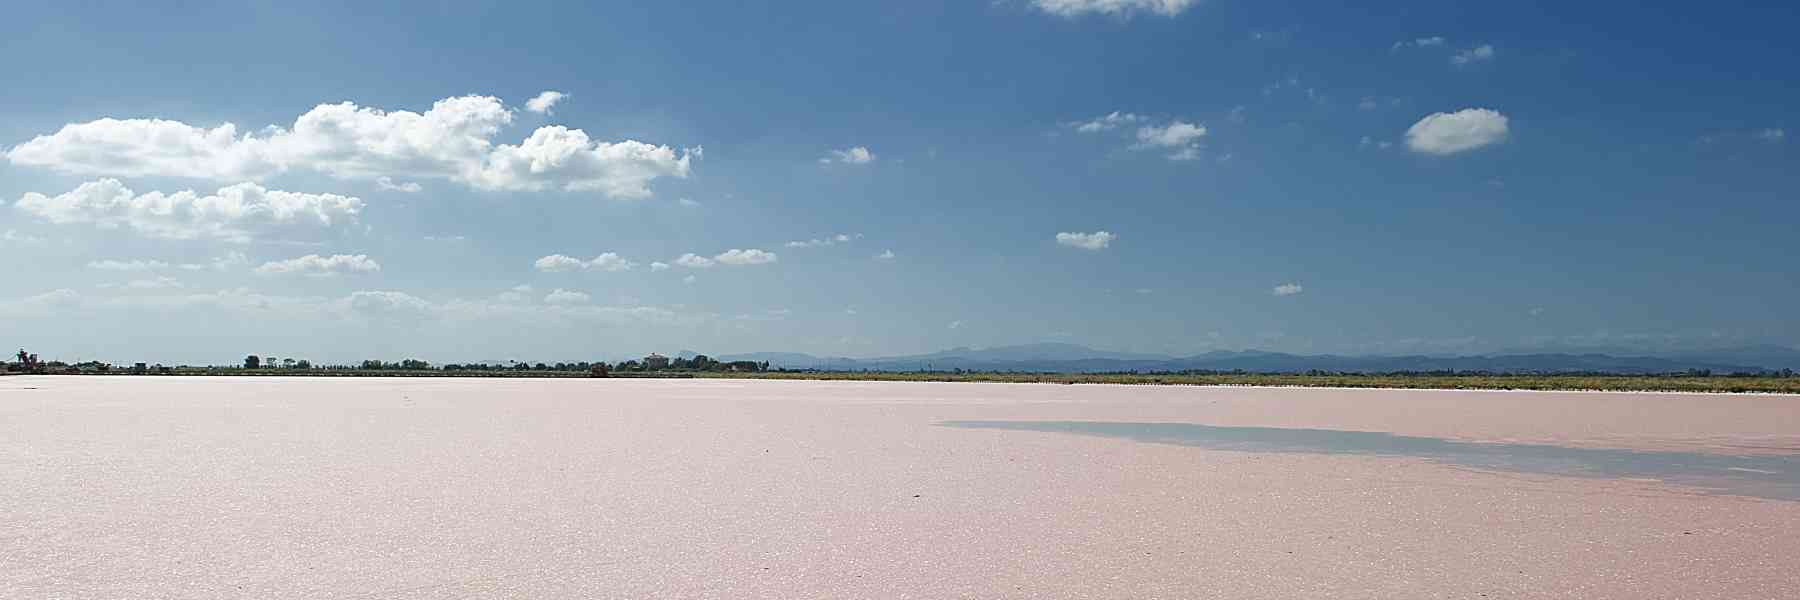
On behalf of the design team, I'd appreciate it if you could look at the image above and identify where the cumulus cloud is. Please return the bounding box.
[821,146,876,164]
[88,259,170,271]
[1273,283,1303,296]
[254,254,381,276]
[1135,121,1207,147]
[1758,128,1786,143]
[874,249,895,260]
[1071,111,1144,133]
[543,288,591,305]
[714,248,778,265]
[1031,0,1198,18]
[4,94,694,199]
[673,253,715,269]
[673,249,777,268]
[525,90,568,115]
[1133,121,1206,160]
[12,178,362,241]
[1451,44,1496,67]
[784,233,858,248]
[1056,230,1115,250]
[533,252,636,273]
[375,177,422,193]
[649,261,671,271]
[1405,108,1509,155]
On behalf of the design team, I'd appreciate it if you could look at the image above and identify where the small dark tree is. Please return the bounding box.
[244,355,261,369]
[590,363,610,378]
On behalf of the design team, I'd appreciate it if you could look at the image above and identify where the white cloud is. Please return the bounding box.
[1451,44,1495,67]
[678,197,701,208]
[674,253,715,269]
[682,275,697,284]
[1392,36,1446,50]
[822,146,876,164]
[1134,121,1207,147]
[13,178,362,241]
[874,249,895,260]
[1031,0,1198,18]
[375,177,422,193]
[1405,108,1509,155]
[88,259,170,271]
[2,230,46,246]
[1071,111,1144,133]
[714,248,778,265]
[347,290,433,319]
[586,253,635,272]
[254,254,381,276]
[672,249,777,268]
[180,251,249,272]
[525,91,568,115]
[1273,283,1303,296]
[650,261,671,271]
[785,233,859,248]
[1758,128,1785,143]
[1134,121,1206,160]
[533,252,636,273]
[544,288,591,305]
[5,94,694,199]
[1056,230,1115,250]
[116,276,184,290]
[948,320,963,330]
[534,254,586,273]
[1166,146,1202,161]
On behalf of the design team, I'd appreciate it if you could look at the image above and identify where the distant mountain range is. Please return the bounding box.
[720,342,1800,374]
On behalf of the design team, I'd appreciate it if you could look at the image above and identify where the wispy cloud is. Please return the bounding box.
[543,288,591,305]
[1451,44,1496,67]
[1056,230,1115,250]
[1069,111,1144,133]
[820,146,876,165]
[1391,36,1446,51]
[785,233,860,248]
[1030,0,1199,19]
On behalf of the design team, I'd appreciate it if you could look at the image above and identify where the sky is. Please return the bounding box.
[2,0,1796,365]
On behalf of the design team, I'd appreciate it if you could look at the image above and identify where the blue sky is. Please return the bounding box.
[2,0,1795,364]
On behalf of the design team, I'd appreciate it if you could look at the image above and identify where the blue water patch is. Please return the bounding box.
[939,420,1800,501]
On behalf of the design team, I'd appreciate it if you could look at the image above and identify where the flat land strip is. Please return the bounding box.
[3,376,1797,598]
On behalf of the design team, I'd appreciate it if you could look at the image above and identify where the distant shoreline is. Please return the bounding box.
[9,368,1799,394]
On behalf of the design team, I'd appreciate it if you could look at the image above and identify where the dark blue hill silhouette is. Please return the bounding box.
[722,343,1798,374]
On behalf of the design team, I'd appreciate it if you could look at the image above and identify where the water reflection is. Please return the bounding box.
[940,420,1800,501]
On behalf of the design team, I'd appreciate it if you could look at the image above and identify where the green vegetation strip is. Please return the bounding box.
[11,367,1800,394]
